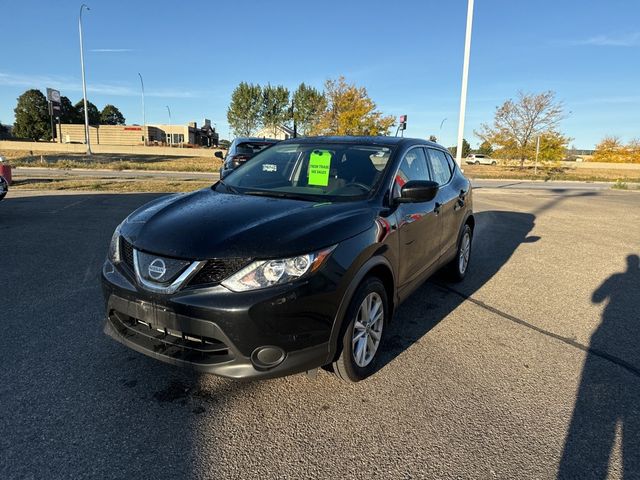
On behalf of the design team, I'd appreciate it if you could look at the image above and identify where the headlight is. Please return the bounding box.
[221,246,336,292]
[108,222,123,262]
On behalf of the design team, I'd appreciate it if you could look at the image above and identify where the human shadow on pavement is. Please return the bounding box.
[377,209,539,368]
[558,254,640,479]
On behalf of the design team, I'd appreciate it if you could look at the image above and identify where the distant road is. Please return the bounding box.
[13,167,217,181]
[12,167,623,191]
[471,179,617,190]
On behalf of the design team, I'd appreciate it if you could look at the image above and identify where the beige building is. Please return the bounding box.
[149,123,198,145]
[59,122,205,146]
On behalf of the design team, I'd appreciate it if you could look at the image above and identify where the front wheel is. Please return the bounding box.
[332,277,388,382]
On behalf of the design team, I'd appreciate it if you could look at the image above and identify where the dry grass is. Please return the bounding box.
[463,164,640,183]
[2,150,223,172]
[11,177,212,193]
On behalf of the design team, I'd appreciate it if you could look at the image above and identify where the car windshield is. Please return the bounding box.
[217,142,394,201]
[235,142,275,155]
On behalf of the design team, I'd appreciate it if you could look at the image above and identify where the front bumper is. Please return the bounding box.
[101,260,339,379]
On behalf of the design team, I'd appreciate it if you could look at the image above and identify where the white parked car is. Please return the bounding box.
[465,154,497,166]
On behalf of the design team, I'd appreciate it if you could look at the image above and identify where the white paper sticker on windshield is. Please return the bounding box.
[262,164,277,172]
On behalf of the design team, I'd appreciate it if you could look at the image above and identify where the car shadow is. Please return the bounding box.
[557,254,640,479]
[377,209,539,369]
[0,192,247,478]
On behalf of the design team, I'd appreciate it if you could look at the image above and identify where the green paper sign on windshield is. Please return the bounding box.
[308,150,332,186]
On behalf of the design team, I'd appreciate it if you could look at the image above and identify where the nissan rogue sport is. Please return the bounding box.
[102,136,474,382]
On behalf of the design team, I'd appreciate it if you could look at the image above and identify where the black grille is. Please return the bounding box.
[189,258,251,287]
[120,237,135,271]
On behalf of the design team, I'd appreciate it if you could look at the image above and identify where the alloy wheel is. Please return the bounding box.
[459,231,471,275]
[351,292,384,368]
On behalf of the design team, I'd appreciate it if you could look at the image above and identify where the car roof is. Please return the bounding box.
[278,135,445,149]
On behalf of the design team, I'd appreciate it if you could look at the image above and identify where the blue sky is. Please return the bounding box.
[1,0,639,148]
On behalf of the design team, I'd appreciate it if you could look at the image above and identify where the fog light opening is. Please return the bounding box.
[251,346,286,371]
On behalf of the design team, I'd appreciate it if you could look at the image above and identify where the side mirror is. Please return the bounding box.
[397,180,439,203]
[214,151,224,159]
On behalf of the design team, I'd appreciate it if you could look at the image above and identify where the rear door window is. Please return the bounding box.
[427,148,453,185]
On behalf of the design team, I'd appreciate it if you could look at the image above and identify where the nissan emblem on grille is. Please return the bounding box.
[148,258,167,280]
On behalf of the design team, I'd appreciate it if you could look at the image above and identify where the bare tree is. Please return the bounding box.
[476,91,568,167]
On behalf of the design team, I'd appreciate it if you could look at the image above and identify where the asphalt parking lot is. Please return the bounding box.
[1,186,638,479]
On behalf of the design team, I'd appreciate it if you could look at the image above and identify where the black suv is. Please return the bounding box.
[217,137,279,178]
[102,137,474,382]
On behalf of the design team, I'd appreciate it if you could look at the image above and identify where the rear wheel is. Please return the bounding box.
[446,224,472,282]
[333,277,388,382]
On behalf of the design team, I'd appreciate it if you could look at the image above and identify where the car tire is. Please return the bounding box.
[332,277,388,382]
[491,161,497,166]
[474,161,480,165]
[446,224,472,282]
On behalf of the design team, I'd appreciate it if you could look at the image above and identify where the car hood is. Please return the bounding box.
[122,188,375,259]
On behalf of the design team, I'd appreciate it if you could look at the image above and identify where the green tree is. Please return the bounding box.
[261,84,290,138]
[13,89,50,140]
[100,104,125,125]
[75,100,100,125]
[476,91,567,167]
[59,96,80,123]
[227,82,262,136]
[448,138,471,158]
[310,76,394,136]
[477,140,494,156]
[536,131,570,163]
[292,83,326,135]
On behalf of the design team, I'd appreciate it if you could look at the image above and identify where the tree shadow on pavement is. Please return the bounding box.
[377,209,540,369]
[557,254,640,479]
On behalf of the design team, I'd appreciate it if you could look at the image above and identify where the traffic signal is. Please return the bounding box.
[399,114,407,131]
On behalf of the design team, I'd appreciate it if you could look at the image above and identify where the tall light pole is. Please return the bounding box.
[166,105,172,146]
[138,73,146,145]
[79,4,92,155]
[534,135,541,176]
[440,117,447,131]
[455,0,475,166]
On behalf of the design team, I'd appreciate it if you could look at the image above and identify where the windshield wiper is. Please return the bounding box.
[243,190,320,202]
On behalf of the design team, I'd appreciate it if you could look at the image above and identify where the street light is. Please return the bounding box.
[535,135,541,175]
[166,105,172,146]
[455,0,475,167]
[138,73,146,146]
[440,117,447,131]
[79,3,92,155]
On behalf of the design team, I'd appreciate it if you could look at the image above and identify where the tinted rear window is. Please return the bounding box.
[236,142,275,155]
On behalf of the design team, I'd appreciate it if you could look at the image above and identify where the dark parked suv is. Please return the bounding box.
[102,136,474,382]
[217,137,279,178]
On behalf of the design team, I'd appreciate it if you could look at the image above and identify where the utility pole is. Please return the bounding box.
[79,4,92,155]
[166,105,172,146]
[455,0,474,167]
[138,73,146,145]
